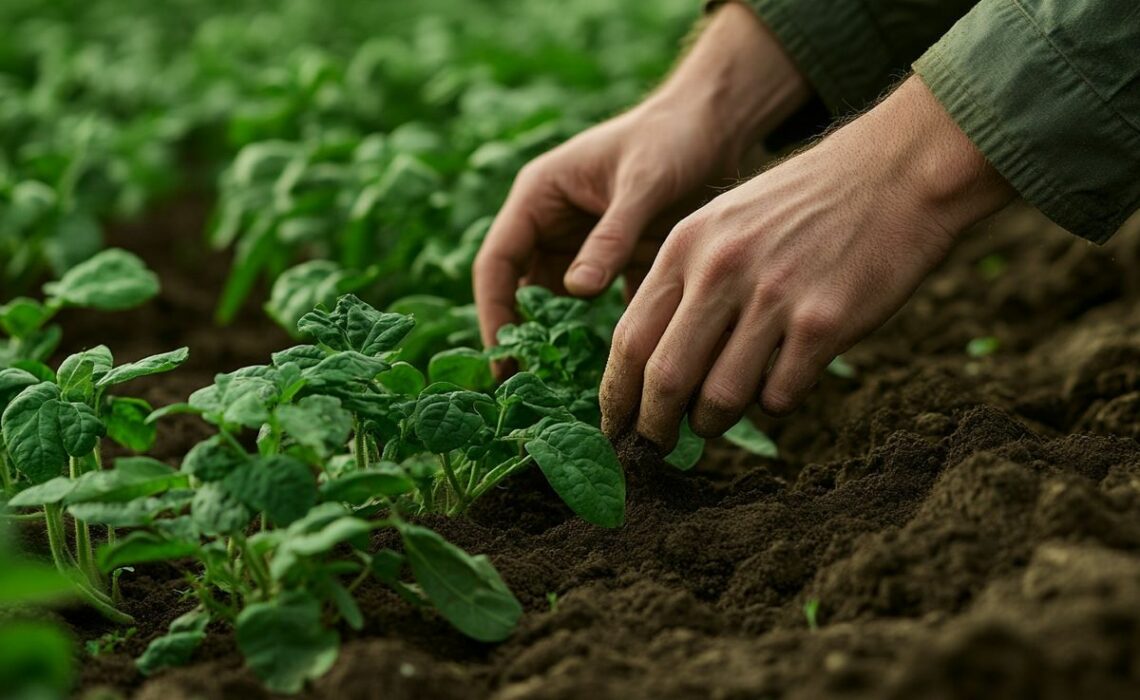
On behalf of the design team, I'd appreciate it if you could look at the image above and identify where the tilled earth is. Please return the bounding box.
[60,200,1140,699]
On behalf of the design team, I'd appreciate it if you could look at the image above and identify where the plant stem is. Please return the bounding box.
[353,418,368,471]
[43,504,73,573]
[45,503,133,624]
[0,449,12,496]
[69,456,99,587]
[1,512,45,522]
[439,452,468,514]
[236,534,273,598]
[470,455,534,502]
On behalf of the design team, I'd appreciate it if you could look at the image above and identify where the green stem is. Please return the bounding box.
[353,417,368,472]
[45,504,132,624]
[0,449,12,496]
[69,457,99,587]
[439,452,467,514]
[1,512,45,522]
[236,535,273,598]
[470,455,534,502]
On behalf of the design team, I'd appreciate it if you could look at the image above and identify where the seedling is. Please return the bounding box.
[82,293,625,692]
[966,336,1000,359]
[803,598,821,631]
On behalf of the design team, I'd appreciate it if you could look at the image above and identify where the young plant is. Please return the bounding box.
[1,343,189,623]
[0,248,160,371]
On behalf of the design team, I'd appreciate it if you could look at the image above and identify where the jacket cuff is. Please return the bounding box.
[706,0,896,115]
[914,0,1140,244]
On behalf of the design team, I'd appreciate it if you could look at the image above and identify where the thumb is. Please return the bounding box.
[564,196,655,297]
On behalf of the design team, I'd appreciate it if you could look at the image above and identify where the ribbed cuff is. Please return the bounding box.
[914,1,1140,244]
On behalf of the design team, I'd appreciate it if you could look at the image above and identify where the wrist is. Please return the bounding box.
[874,77,1014,240]
[647,1,810,164]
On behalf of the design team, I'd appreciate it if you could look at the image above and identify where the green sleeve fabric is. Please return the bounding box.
[914,0,1140,243]
[709,0,979,114]
[711,0,1140,242]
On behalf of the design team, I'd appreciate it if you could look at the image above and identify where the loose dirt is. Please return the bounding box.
[58,200,1140,699]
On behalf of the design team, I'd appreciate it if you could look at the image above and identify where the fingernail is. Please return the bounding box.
[567,263,606,292]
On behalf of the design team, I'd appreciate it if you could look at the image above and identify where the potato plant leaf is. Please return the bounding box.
[97,347,190,388]
[399,523,522,642]
[428,348,492,391]
[98,532,200,572]
[67,457,188,504]
[413,390,488,453]
[222,455,317,527]
[525,421,625,528]
[2,383,105,483]
[105,397,157,452]
[136,610,210,676]
[723,418,778,458]
[235,592,339,694]
[297,294,414,356]
[275,395,353,457]
[43,249,160,311]
[319,468,415,505]
[666,419,705,471]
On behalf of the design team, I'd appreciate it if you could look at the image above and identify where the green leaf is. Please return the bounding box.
[67,457,188,504]
[57,346,112,401]
[428,348,492,391]
[0,561,75,604]
[265,261,371,335]
[276,395,353,458]
[400,523,521,642]
[223,455,317,526]
[377,362,425,395]
[297,295,414,356]
[301,350,389,387]
[181,436,246,482]
[967,336,1000,359]
[723,418,778,458]
[0,297,50,338]
[525,421,625,528]
[43,248,159,311]
[6,476,74,507]
[0,622,74,696]
[98,531,199,572]
[2,383,105,483]
[327,581,363,631]
[69,491,191,527]
[191,483,253,536]
[97,347,189,388]
[105,397,157,452]
[136,610,210,676]
[236,592,339,694]
[0,368,39,410]
[11,360,56,383]
[666,419,705,471]
[516,286,588,326]
[826,356,856,379]
[319,468,414,505]
[413,391,488,453]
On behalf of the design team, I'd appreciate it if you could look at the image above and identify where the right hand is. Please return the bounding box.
[473,1,810,350]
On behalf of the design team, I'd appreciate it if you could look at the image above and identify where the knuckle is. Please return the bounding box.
[792,303,842,343]
[609,322,644,363]
[761,387,798,416]
[644,354,686,399]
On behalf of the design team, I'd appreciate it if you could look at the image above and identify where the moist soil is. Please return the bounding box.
[52,199,1140,700]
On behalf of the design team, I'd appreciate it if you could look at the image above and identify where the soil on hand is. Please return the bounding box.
[63,201,1140,699]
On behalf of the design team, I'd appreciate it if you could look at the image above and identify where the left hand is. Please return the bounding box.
[599,76,1016,450]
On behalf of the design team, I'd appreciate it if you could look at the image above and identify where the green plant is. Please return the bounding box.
[1,343,189,623]
[70,293,623,692]
[0,248,159,371]
[803,598,821,631]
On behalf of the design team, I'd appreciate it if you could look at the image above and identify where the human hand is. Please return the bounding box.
[473,2,809,350]
[600,76,1017,450]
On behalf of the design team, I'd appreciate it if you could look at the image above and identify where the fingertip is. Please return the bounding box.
[564,262,608,297]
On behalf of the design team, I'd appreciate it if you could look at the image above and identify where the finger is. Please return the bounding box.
[599,273,682,439]
[473,180,540,349]
[564,193,656,297]
[635,295,734,451]
[689,309,784,438]
[760,313,840,416]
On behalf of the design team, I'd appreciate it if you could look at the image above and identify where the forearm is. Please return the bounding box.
[643,2,811,164]
[823,75,1015,241]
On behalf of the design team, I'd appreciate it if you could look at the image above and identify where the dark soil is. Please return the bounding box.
[58,200,1140,700]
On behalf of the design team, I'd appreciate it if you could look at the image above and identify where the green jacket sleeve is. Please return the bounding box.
[713,0,1140,242]
[914,0,1140,243]
[710,0,980,114]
